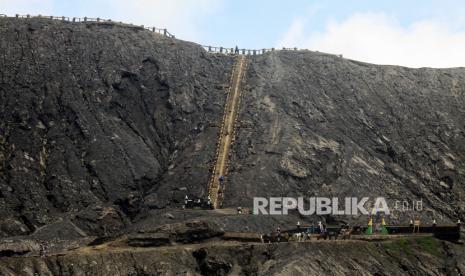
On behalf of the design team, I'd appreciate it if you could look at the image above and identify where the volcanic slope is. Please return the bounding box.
[0,17,234,237]
[1,17,465,238]
[225,51,465,224]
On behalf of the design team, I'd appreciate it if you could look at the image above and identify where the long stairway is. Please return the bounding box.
[208,55,247,209]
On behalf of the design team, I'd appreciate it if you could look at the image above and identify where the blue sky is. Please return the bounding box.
[203,0,465,48]
[2,0,465,67]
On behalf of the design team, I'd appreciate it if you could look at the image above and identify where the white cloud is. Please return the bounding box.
[278,17,307,48]
[278,13,465,68]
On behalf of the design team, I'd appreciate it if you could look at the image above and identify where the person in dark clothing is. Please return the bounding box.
[276,227,281,242]
[235,45,239,54]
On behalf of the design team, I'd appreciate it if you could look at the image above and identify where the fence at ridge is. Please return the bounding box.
[200,45,309,56]
[1,13,176,38]
[1,13,344,58]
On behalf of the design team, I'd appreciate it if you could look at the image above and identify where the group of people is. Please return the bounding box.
[295,221,328,235]
[183,194,213,209]
[182,175,226,209]
[262,221,341,243]
[316,221,328,235]
[268,221,347,243]
[275,221,328,240]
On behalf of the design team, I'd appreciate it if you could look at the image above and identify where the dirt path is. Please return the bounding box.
[68,234,431,257]
[208,55,247,209]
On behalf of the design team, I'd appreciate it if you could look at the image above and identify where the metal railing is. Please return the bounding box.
[1,14,345,57]
[4,14,176,39]
[200,45,307,56]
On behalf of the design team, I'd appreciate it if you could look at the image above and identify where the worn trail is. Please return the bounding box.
[208,55,247,209]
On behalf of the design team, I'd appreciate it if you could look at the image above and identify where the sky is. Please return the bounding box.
[1,0,465,68]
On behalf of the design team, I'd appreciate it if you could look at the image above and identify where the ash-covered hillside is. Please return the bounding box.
[0,17,464,239]
[226,51,465,224]
[0,17,233,237]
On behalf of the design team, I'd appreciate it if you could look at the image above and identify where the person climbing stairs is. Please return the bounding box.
[207,54,247,209]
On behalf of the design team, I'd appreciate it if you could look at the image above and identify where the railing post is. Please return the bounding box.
[97,17,100,22]
[73,17,76,22]
[84,17,87,22]
[62,16,65,21]
[220,47,223,53]
[242,49,245,55]
[253,50,256,55]
[209,46,212,52]
[163,29,167,36]
[272,48,275,51]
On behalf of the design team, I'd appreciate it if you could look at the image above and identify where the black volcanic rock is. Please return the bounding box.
[0,237,463,275]
[128,220,224,246]
[225,51,465,224]
[0,17,464,237]
[0,17,233,237]
[1,15,465,276]
[127,232,171,247]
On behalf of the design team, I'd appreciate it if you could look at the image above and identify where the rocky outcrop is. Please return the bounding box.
[127,232,171,247]
[0,239,40,257]
[127,220,225,246]
[0,237,462,275]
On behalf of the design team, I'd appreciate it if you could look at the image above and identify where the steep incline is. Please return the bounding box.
[208,55,247,208]
[0,17,234,237]
[225,51,465,223]
[1,17,465,238]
